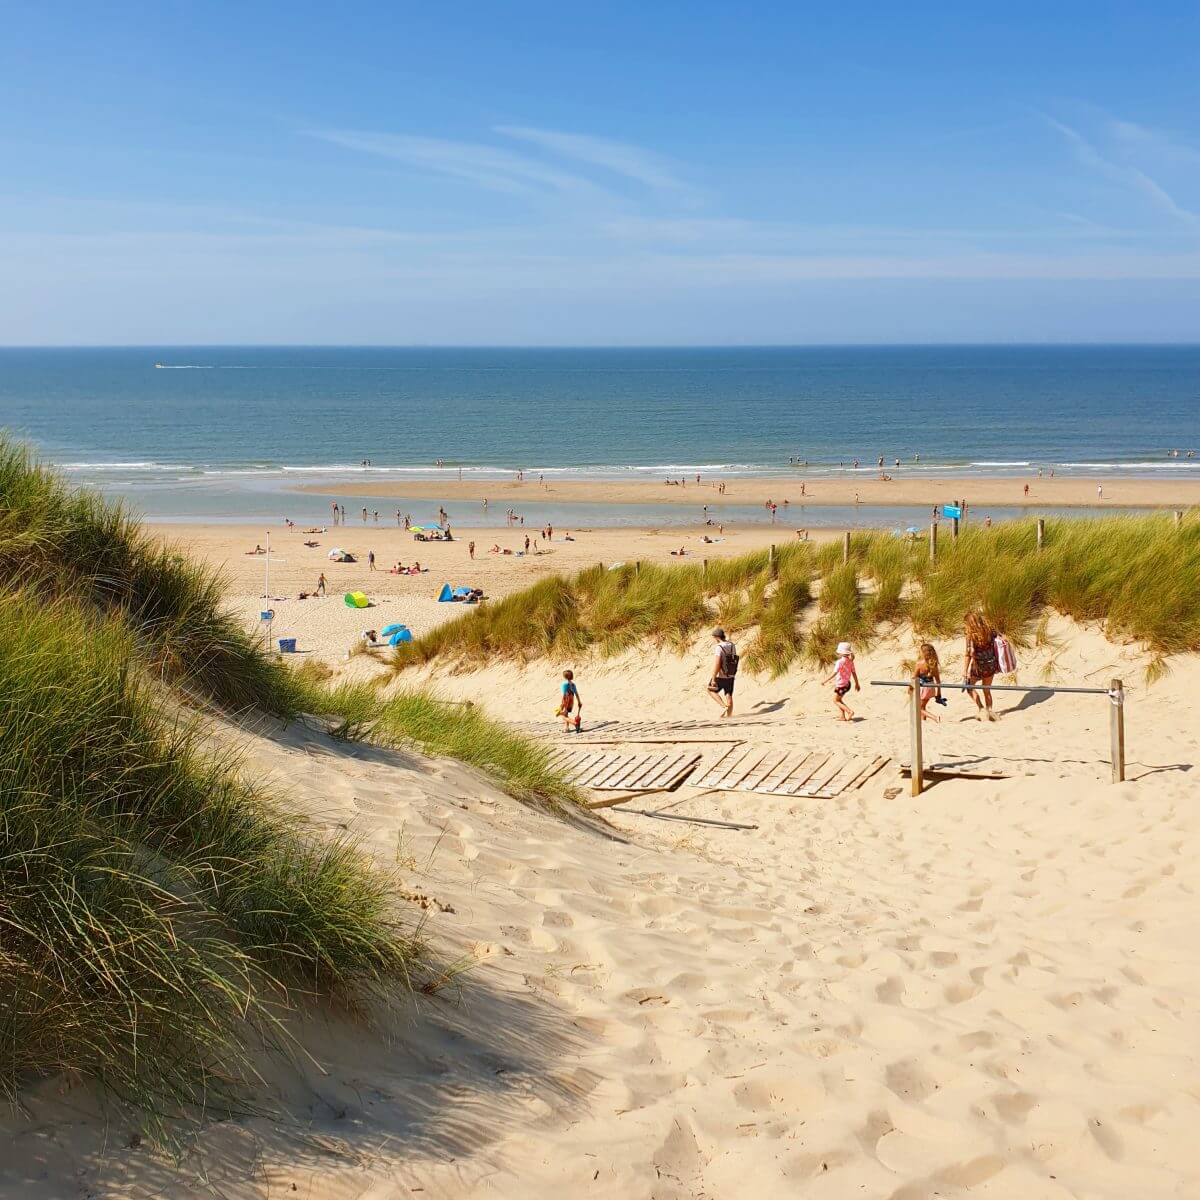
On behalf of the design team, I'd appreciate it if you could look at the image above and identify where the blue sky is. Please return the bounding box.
[3,2,1199,343]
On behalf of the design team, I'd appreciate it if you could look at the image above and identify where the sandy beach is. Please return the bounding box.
[152,521,824,661]
[296,473,1200,511]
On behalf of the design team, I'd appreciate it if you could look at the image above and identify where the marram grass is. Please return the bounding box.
[394,512,1200,675]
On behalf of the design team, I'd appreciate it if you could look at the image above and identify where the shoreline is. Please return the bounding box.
[293,473,1200,510]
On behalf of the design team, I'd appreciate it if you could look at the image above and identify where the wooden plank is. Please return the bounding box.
[799,756,853,796]
[599,752,657,789]
[616,753,671,790]
[612,753,663,790]
[591,752,643,789]
[578,753,626,788]
[694,747,751,789]
[755,753,806,794]
[760,752,814,795]
[719,747,777,790]
[559,749,606,781]
[853,756,890,789]
[652,754,702,791]
[639,751,691,789]
[780,753,832,795]
[741,751,789,791]
[840,755,887,792]
[701,747,761,790]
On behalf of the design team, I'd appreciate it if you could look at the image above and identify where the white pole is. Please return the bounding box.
[264,530,271,598]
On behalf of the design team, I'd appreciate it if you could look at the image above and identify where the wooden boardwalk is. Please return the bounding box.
[541,733,889,799]
[692,747,889,799]
[542,742,737,792]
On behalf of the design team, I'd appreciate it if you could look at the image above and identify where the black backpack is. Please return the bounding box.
[718,640,740,677]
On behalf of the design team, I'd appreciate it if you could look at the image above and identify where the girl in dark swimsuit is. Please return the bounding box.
[964,611,999,721]
[914,643,943,722]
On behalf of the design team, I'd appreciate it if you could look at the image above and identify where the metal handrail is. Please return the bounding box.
[870,680,1118,697]
[870,675,1126,794]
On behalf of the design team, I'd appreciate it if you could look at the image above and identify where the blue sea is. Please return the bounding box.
[1,345,1197,526]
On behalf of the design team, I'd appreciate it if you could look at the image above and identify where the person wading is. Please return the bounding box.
[707,628,739,718]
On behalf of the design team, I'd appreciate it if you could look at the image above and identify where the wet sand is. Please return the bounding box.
[295,473,1200,511]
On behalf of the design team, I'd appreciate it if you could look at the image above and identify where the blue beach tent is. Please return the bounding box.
[437,583,453,601]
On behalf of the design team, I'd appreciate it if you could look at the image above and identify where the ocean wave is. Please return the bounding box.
[62,461,187,472]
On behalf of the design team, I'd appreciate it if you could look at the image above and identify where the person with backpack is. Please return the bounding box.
[707,628,739,718]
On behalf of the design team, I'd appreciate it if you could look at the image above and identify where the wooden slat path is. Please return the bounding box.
[695,748,891,799]
[544,743,718,792]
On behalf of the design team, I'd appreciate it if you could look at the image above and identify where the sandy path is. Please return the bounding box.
[295,473,1200,510]
[10,630,1197,1197]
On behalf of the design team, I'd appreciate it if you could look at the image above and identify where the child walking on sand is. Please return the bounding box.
[557,669,582,732]
[822,641,860,721]
[912,642,943,722]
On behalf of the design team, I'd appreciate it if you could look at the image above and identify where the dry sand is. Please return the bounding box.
[151,520,824,662]
[297,472,1200,510]
[5,524,1199,1198]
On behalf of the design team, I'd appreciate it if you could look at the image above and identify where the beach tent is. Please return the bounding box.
[344,591,370,609]
[388,627,413,645]
[381,623,407,636]
[327,547,356,562]
[453,586,474,598]
[437,583,453,602]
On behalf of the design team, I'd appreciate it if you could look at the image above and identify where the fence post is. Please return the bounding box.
[929,521,938,563]
[1110,678,1125,784]
[769,543,777,578]
[952,516,959,542]
[910,674,924,796]
[1036,518,1045,551]
[842,531,851,563]
[1175,510,1184,529]
[703,558,708,580]
[635,560,642,576]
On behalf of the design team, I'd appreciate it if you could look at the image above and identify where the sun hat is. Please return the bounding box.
[836,641,853,655]
[712,628,726,639]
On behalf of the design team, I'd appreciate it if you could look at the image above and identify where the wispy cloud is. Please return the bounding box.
[1043,115,1198,226]
[495,125,698,199]
[305,129,610,200]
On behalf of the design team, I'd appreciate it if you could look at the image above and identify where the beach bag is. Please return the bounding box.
[994,632,1017,675]
[719,641,740,677]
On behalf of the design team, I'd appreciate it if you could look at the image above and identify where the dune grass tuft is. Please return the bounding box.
[393,512,1200,673]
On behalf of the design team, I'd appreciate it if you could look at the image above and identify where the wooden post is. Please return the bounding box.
[910,674,924,796]
[1175,510,1184,529]
[703,558,708,579]
[635,560,642,576]
[1110,678,1125,784]
[929,521,938,563]
[769,543,777,578]
[1036,518,1045,551]
[842,530,851,563]
[951,516,959,542]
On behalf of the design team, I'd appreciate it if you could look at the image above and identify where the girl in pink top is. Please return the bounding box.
[822,641,860,721]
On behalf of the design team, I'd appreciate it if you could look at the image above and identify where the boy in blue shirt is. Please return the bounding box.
[558,670,582,732]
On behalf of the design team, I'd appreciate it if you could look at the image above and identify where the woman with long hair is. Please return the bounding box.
[963,610,999,721]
